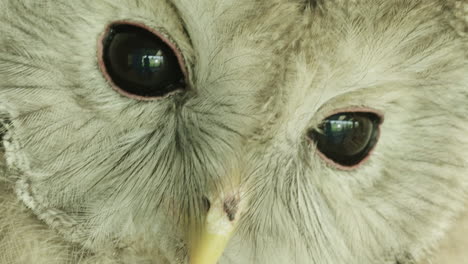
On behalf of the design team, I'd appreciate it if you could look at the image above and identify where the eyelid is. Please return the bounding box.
[320,107,385,124]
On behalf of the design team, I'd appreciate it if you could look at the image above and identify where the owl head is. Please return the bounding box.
[0,0,467,263]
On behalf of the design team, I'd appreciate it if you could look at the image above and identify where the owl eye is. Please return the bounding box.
[99,23,187,99]
[308,112,382,168]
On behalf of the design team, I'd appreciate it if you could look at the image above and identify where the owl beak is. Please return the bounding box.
[189,195,241,264]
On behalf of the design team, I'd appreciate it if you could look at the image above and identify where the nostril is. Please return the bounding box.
[223,196,240,222]
[202,196,211,212]
[201,195,241,222]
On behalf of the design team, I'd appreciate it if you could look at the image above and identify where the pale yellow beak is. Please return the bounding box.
[189,196,241,264]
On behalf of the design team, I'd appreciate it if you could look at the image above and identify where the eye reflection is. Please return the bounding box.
[128,49,165,76]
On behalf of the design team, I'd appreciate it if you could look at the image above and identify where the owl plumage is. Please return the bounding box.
[0,0,467,263]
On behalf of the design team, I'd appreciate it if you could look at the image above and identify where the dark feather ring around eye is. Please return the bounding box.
[97,22,188,100]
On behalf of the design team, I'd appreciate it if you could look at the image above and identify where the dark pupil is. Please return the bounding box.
[103,24,185,97]
[310,113,380,166]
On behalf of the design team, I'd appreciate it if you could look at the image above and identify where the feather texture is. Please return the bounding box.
[0,0,467,263]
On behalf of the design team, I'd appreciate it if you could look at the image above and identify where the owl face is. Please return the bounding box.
[0,0,467,263]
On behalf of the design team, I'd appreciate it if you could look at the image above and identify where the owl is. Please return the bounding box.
[0,0,467,263]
